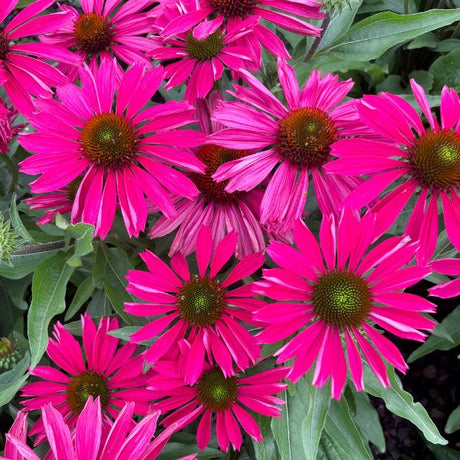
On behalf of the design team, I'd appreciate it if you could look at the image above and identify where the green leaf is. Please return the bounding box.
[363,366,447,445]
[349,391,386,453]
[64,276,95,321]
[0,353,30,406]
[252,409,280,460]
[0,250,61,279]
[107,326,142,341]
[9,193,33,243]
[27,252,75,368]
[65,222,95,263]
[271,376,331,460]
[445,405,460,434]
[426,442,460,460]
[317,0,363,52]
[323,9,460,61]
[92,244,140,325]
[430,49,460,91]
[408,305,460,362]
[324,398,372,459]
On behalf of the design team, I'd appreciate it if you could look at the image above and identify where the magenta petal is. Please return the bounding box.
[196,410,212,450]
[232,404,263,442]
[75,398,102,460]
[345,329,363,392]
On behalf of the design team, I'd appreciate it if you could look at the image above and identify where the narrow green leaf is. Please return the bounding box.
[27,252,75,368]
[426,442,460,460]
[446,405,460,434]
[64,276,95,321]
[324,9,460,60]
[324,398,372,459]
[363,366,447,445]
[408,306,460,362]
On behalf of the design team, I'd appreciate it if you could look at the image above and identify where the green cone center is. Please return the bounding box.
[409,129,460,189]
[197,368,239,411]
[185,29,223,61]
[312,271,372,328]
[177,276,226,327]
[66,371,109,414]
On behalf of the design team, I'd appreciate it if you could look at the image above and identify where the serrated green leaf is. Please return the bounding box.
[363,366,447,445]
[27,252,75,368]
[445,405,460,434]
[408,306,460,362]
[323,9,460,61]
[0,353,30,406]
[324,398,372,459]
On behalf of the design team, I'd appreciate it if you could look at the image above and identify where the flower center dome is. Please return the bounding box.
[0,29,9,61]
[190,145,248,203]
[311,271,372,328]
[81,113,136,169]
[278,107,337,168]
[185,29,223,61]
[197,368,239,411]
[409,129,460,189]
[74,13,112,54]
[177,276,226,327]
[211,0,257,17]
[66,371,109,414]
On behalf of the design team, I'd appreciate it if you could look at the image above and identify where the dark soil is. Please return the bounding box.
[372,281,460,459]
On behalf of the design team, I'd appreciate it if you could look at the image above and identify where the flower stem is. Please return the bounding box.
[305,13,331,60]
[404,0,409,14]
[12,241,66,256]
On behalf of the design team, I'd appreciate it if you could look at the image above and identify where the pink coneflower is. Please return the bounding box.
[150,3,257,101]
[255,212,437,399]
[19,58,205,239]
[21,313,155,442]
[0,99,23,153]
[4,398,189,460]
[325,81,460,265]
[156,0,324,68]
[125,226,264,383]
[0,0,81,115]
[210,58,364,235]
[149,340,288,452]
[429,258,460,299]
[42,0,157,82]
[150,92,270,258]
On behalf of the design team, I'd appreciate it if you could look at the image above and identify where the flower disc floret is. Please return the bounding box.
[190,145,248,203]
[409,130,460,189]
[197,368,239,411]
[74,13,112,54]
[312,271,372,328]
[66,371,109,414]
[185,30,224,61]
[0,29,9,61]
[278,107,337,167]
[81,113,136,169]
[211,0,257,17]
[178,276,226,327]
